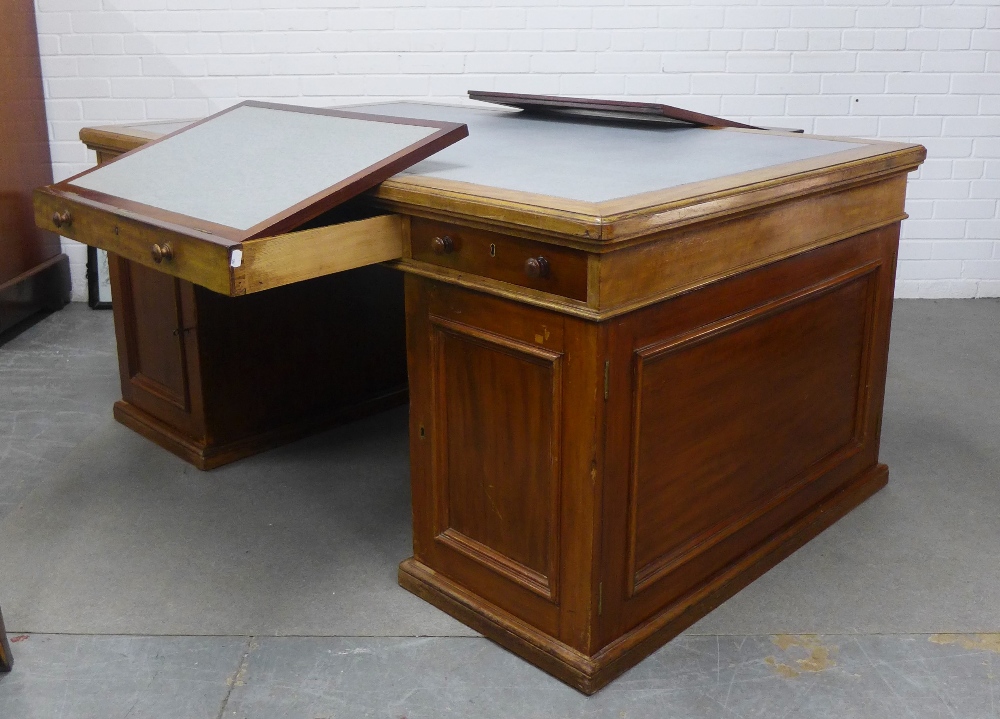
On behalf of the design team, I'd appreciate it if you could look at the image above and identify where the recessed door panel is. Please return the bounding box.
[126,262,189,409]
[597,228,896,648]
[110,255,203,437]
[627,270,874,596]
[431,316,563,602]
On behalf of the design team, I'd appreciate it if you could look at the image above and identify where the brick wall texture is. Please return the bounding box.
[32,0,999,300]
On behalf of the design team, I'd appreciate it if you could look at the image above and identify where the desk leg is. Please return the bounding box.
[0,605,12,672]
[400,225,899,694]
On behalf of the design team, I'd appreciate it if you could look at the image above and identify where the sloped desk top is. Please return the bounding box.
[80,102,924,243]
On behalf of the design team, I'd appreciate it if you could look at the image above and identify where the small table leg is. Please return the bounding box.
[0,606,12,672]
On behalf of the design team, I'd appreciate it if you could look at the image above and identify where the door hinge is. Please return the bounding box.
[603,360,610,400]
[598,581,603,616]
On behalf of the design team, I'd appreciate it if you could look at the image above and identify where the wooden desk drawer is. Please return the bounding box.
[410,218,589,302]
[34,188,403,297]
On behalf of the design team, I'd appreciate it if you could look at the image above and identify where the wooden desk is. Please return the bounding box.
[65,104,924,692]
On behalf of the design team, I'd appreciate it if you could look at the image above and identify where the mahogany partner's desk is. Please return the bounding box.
[64,104,925,692]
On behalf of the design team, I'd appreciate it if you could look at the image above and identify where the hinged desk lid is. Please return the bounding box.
[468,90,768,130]
[48,101,468,243]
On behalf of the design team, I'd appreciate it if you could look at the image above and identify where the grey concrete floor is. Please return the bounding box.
[0,300,998,718]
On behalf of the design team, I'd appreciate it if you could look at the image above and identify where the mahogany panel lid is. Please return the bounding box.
[50,101,469,243]
[467,90,771,131]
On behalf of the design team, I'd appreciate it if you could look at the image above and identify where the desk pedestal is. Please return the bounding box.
[108,258,408,470]
[400,226,897,693]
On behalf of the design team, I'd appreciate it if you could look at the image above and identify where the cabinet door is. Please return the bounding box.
[108,255,205,438]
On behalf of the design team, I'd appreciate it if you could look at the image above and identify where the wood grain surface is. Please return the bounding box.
[108,259,409,470]
[74,111,922,693]
[76,137,413,470]
[0,605,11,672]
[409,217,589,301]
[0,0,68,333]
[402,224,901,693]
[236,214,403,294]
[60,102,468,243]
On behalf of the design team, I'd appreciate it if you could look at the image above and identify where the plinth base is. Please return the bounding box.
[400,463,887,695]
[114,388,407,471]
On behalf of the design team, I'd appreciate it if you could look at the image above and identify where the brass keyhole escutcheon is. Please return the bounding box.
[151,243,174,264]
[51,210,72,229]
[489,243,496,258]
[431,235,454,254]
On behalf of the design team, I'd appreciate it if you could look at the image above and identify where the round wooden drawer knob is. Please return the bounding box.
[431,235,454,254]
[151,243,174,263]
[51,210,72,228]
[525,256,550,279]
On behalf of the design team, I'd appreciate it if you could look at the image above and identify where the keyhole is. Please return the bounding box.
[489,243,496,257]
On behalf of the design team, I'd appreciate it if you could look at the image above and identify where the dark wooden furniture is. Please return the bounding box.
[56,104,466,469]
[50,103,924,692]
[106,261,408,469]
[0,0,69,335]
[80,120,409,468]
[0,605,11,672]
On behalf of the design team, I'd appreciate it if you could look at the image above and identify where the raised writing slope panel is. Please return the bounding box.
[468,90,768,130]
[34,101,468,296]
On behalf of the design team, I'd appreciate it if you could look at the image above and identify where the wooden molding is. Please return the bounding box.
[436,528,555,601]
[401,462,888,695]
[80,121,194,157]
[394,174,908,322]
[114,386,409,471]
[117,264,193,413]
[595,174,907,311]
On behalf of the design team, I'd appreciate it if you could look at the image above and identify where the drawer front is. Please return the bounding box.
[35,188,234,295]
[410,218,589,302]
[34,187,404,297]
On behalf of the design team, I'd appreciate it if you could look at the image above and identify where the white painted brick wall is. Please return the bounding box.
[32,0,999,301]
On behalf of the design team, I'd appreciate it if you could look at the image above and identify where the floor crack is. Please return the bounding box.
[216,636,253,719]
